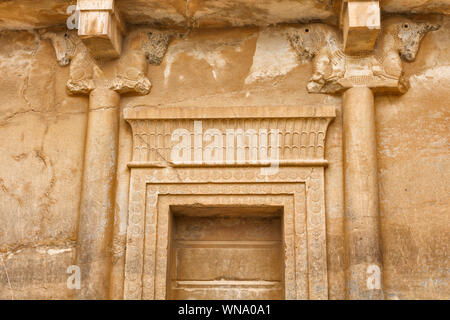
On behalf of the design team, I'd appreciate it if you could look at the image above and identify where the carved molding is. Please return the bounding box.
[123,167,328,300]
[287,17,440,94]
[124,105,336,168]
[122,104,333,299]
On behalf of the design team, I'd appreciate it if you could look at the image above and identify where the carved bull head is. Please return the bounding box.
[142,31,174,65]
[41,30,78,66]
[286,24,340,62]
[385,19,441,62]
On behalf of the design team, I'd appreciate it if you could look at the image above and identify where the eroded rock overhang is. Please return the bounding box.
[0,0,449,30]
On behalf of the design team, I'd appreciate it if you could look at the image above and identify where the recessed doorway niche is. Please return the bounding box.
[167,206,284,300]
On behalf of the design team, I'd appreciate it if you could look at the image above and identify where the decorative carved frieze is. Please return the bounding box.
[123,106,336,168]
[287,18,440,94]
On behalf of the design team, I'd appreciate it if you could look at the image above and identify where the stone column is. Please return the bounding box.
[76,87,120,299]
[342,87,383,299]
[286,12,439,300]
[63,28,152,298]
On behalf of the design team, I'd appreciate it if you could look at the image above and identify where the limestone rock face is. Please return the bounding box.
[0,0,74,30]
[382,0,450,14]
[0,0,449,301]
[0,30,87,299]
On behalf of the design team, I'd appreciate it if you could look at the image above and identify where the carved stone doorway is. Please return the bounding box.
[122,105,335,300]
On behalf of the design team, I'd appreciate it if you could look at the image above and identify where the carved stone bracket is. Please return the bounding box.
[287,18,440,94]
[77,0,126,60]
[340,1,381,54]
[43,28,173,96]
[66,38,151,96]
[111,49,152,96]
[111,30,173,95]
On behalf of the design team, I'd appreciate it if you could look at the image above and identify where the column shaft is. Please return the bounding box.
[343,86,384,299]
[76,88,120,299]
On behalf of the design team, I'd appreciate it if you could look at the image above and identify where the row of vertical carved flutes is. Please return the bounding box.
[129,118,331,163]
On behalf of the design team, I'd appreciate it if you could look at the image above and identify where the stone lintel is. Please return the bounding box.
[77,0,125,60]
[123,105,336,120]
[340,1,381,55]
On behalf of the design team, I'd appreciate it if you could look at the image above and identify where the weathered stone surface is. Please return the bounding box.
[382,0,450,15]
[0,30,87,299]
[0,0,449,30]
[0,245,75,299]
[0,2,448,300]
[375,18,450,299]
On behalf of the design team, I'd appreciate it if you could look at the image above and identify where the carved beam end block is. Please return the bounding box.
[341,1,381,55]
[77,0,124,60]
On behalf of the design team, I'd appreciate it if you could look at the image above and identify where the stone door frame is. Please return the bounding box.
[123,166,328,300]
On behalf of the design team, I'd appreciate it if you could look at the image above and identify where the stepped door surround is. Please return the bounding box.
[122,105,335,300]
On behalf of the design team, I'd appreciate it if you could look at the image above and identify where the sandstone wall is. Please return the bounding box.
[0,30,88,299]
[376,18,449,299]
[0,17,448,299]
